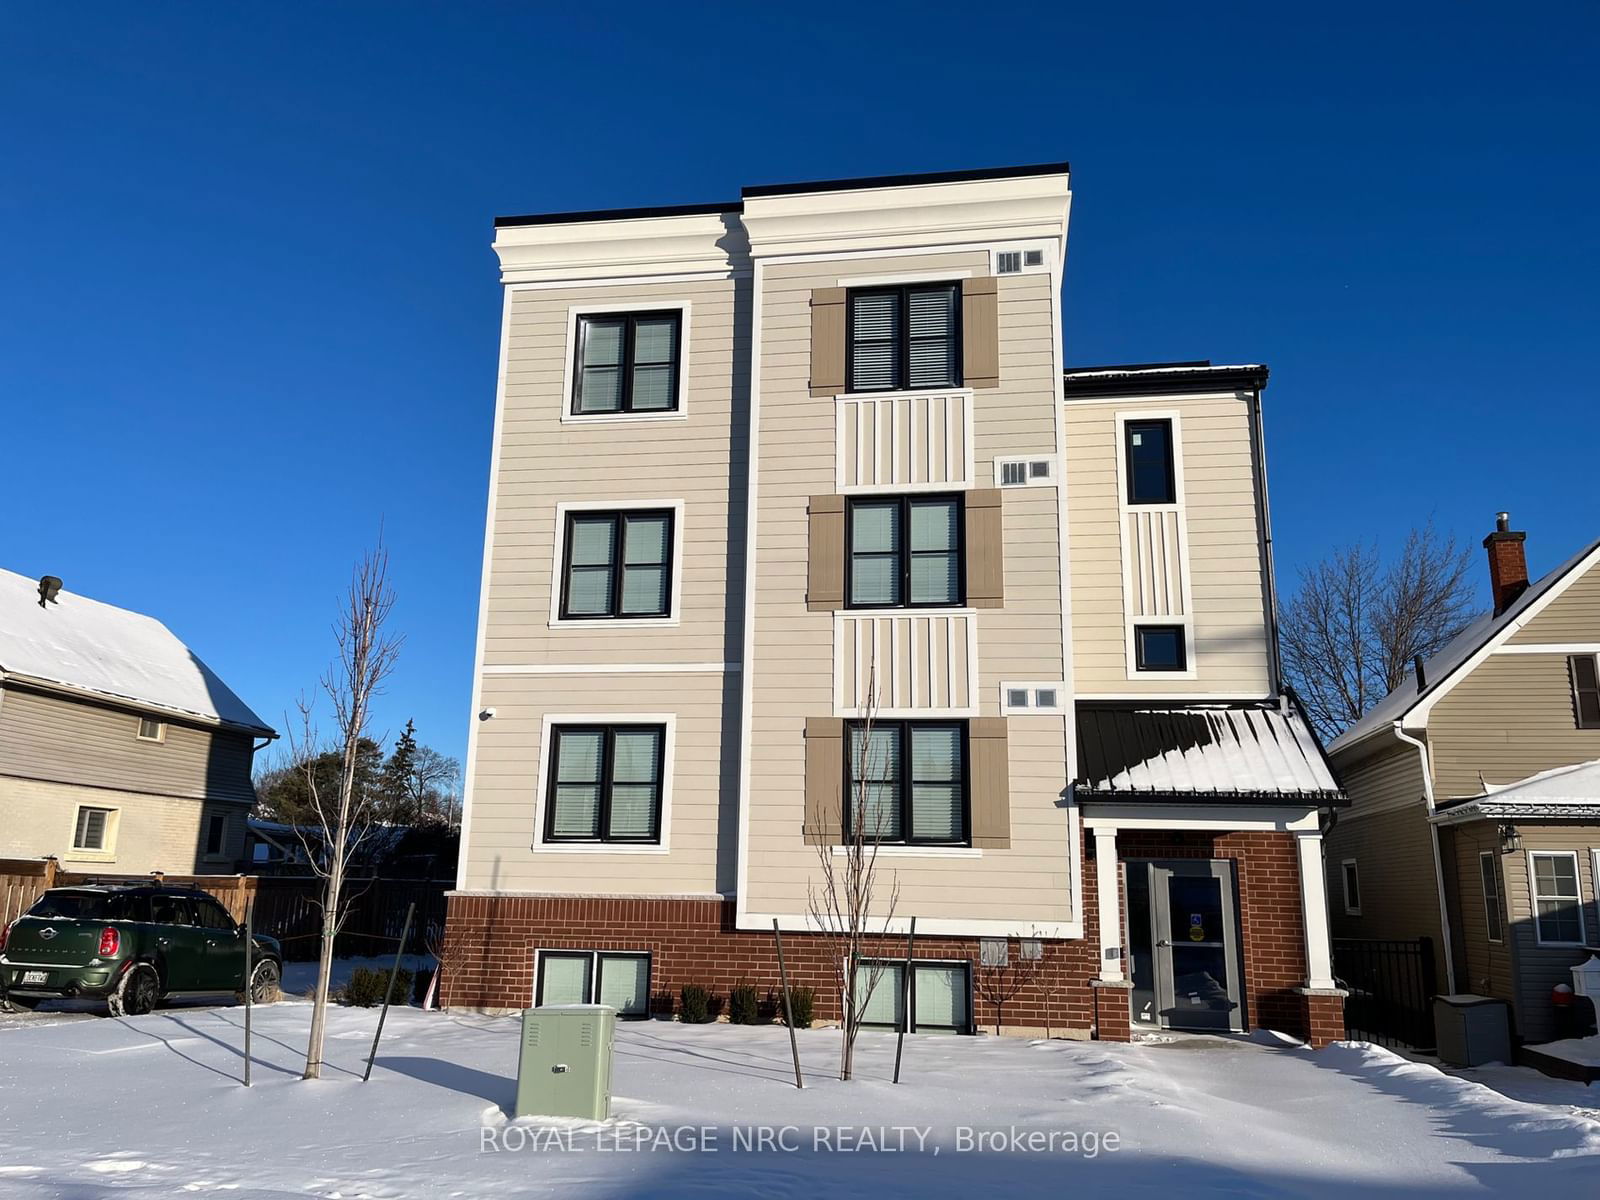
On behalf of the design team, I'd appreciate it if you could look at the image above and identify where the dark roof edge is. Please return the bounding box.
[742,161,1071,199]
[1074,786,1350,808]
[1063,364,1269,398]
[494,200,742,229]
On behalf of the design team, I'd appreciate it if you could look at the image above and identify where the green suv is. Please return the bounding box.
[0,884,282,1017]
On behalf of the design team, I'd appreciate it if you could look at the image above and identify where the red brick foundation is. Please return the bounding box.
[440,828,1343,1044]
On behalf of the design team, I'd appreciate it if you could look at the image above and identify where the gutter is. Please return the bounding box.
[1392,724,1458,991]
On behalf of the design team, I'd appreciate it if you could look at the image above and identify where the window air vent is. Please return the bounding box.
[1029,460,1051,479]
[1024,249,1044,267]
[1000,461,1027,486]
[996,251,1022,274]
[1006,688,1031,709]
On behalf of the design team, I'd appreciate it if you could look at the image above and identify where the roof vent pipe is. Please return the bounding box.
[1413,654,1427,691]
[38,576,62,608]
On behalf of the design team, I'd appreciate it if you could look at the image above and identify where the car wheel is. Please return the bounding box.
[108,964,160,1017]
[0,992,42,1013]
[237,959,281,1006]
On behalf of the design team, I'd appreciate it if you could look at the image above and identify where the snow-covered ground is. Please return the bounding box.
[3,999,1598,1199]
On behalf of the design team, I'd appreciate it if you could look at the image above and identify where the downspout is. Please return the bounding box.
[1392,725,1457,991]
[1249,386,1286,700]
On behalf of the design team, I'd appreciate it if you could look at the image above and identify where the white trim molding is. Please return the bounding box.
[1527,848,1587,946]
[482,662,739,676]
[547,499,687,629]
[531,712,678,856]
[560,300,692,425]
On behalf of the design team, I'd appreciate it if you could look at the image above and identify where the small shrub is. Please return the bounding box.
[729,982,761,1025]
[680,983,715,1024]
[783,985,816,1029]
[342,966,414,1008]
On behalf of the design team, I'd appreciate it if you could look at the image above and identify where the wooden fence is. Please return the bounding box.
[0,858,448,963]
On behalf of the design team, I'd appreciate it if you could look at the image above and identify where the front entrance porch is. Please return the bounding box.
[1127,858,1245,1033]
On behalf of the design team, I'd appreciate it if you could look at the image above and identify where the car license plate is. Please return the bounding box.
[21,971,47,985]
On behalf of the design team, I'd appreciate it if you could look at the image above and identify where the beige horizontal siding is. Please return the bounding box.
[465,673,733,895]
[1507,559,1600,643]
[1444,821,1516,1017]
[0,685,256,804]
[482,277,747,670]
[1427,653,1600,799]
[1499,823,1600,1042]
[1065,393,1272,697]
[744,254,1072,927]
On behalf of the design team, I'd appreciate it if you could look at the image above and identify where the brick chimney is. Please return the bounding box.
[1483,512,1529,616]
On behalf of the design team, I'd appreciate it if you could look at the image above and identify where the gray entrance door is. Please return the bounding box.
[1150,860,1244,1032]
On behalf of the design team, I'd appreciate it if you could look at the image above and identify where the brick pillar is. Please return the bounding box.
[1299,988,1346,1048]
[1090,980,1134,1042]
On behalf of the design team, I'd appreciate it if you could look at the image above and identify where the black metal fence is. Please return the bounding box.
[251,877,451,961]
[1333,936,1437,1050]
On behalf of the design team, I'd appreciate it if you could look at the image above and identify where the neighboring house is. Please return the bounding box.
[0,568,275,874]
[1326,517,1600,1043]
[442,163,1348,1045]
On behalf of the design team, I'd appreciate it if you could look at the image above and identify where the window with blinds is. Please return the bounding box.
[545,725,666,844]
[846,495,963,609]
[560,509,674,620]
[847,284,961,392]
[73,806,113,851]
[854,960,972,1033]
[572,310,682,414]
[847,721,968,845]
[536,953,592,1005]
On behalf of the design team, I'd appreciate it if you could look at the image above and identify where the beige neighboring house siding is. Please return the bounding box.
[0,685,256,804]
[482,277,747,670]
[464,673,729,895]
[1426,653,1600,799]
[1065,391,1272,698]
[1445,821,1516,1009]
[743,252,1073,927]
[1506,560,1600,643]
[1500,823,1600,1043]
[0,775,244,874]
[1324,743,1448,981]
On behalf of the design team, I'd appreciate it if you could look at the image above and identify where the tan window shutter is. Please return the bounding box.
[969,717,1010,849]
[804,717,845,845]
[962,276,999,390]
[807,494,845,611]
[811,286,847,397]
[965,488,1004,608]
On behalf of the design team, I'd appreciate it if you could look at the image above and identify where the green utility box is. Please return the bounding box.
[514,1005,616,1121]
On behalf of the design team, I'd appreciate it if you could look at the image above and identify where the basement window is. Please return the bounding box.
[534,950,651,1017]
[854,959,973,1034]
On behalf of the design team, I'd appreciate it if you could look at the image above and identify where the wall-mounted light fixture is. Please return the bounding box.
[1498,823,1521,853]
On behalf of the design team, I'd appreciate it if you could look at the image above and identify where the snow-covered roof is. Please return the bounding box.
[0,567,273,735]
[1075,697,1343,802]
[1062,363,1265,379]
[1330,537,1600,755]
[1433,759,1600,823]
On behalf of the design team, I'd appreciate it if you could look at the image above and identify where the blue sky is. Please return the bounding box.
[3,4,1596,769]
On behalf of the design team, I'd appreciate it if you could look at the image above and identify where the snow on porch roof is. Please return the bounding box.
[1075,699,1345,804]
[1432,759,1600,823]
[0,567,274,735]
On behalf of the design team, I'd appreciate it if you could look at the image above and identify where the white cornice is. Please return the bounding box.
[741,174,1071,258]
[492,210,751,285]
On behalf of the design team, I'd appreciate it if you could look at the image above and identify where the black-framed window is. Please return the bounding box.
[854,959,973,1033]
[1125,419,1176,505]
[847,495,963,608]
[561,509,673,620]
[1341,860,1361,915]
[1569,654,1600,729]
[535,951,592,1005]
[204,812,226,856]
[544,725,666,844]
[847,284,961,392]
[1135,624,1187,672]
[572,310,682,414]
[847,721,967,845]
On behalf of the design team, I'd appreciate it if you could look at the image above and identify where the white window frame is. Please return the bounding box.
[136,716,166,743]
[1479,851,1503,944]
[560,301,691,425]
[999,681,1066,715]
[531,712,676,854]
[992,454,1058,489]
[1527,849,1586,946]
[1341,858,1361,916]
[69,804,119,859]
[531,947,652,1016]
[548,499,685,629]
[1113,410,1196,680]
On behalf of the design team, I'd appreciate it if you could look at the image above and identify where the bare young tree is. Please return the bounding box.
[806,678,900,1082]
[296,545,403,1081]
[972,938,1041,1036]
[1280,522,1477,742]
